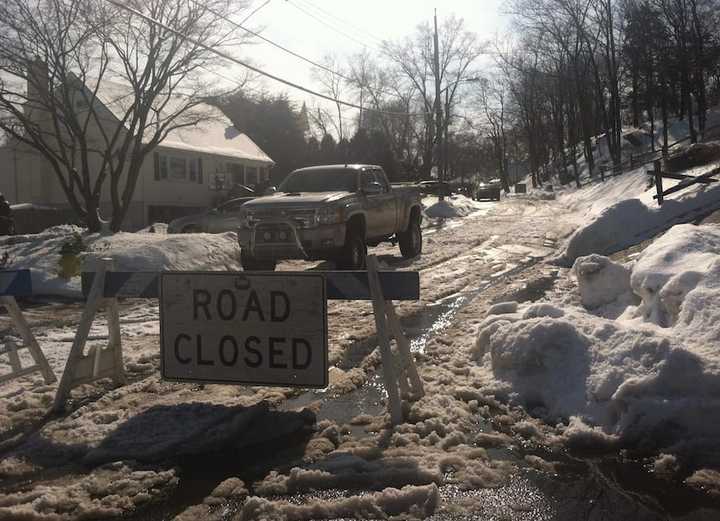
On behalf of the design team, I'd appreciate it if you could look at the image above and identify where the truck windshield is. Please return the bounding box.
[278,169,358,193]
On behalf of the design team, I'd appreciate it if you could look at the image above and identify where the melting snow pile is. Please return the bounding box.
[423,195,488,219]
[474,223,720,462]
[0,226,241,297]
[558,161,720,265]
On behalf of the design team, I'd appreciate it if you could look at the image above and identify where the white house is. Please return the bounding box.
[0,75,274,230]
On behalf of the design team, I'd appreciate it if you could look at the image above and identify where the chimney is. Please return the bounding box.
[25,57,49,116]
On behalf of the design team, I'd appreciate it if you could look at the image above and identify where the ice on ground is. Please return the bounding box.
[0,226,241,297]
[473,223,720,463]
[239,483,439,521]
[423,195,489,219]
[0,461,178,519]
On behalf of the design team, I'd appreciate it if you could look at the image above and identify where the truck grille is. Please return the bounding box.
[251,208,316,228]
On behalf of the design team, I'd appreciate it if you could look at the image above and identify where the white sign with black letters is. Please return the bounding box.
[160,272,327,388]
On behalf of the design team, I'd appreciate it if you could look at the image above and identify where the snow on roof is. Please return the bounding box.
[88,77,273,164]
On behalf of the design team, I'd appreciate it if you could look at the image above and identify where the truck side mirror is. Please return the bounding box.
[362,182,383,195]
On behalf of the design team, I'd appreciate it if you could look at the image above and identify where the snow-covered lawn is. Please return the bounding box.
[0,226,241,297]
[549,157,720,265]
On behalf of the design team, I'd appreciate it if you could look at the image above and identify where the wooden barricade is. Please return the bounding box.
[53,259,126,412]
[61,262,424,422]
[0,270,56,385]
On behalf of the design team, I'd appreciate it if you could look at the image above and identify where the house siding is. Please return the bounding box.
[1,142,272,230]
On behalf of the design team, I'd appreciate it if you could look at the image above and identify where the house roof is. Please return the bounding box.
[88,78,274,164]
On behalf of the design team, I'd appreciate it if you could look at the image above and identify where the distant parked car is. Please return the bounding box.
[475,180,502,201]
[167,197,255,233]
[228,184,256,199]
[417,180,452,197]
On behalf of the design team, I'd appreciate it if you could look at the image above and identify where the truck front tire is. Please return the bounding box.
[399,215,422,259]
[337,230,367,270]
[241,249,277,271]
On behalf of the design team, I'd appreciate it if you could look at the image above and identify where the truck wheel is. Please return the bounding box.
[337,231,367,270]
[399,215,422,258]
[241,250,277,271]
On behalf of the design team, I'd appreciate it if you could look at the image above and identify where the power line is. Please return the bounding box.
[285,0,383,52]
[238,0,272,26]
[193,0,400,99]
[292,0,385,47]
[104,0,428,117]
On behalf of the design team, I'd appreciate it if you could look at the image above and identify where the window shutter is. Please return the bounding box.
[154,152,160,180]
[198,158,203,184]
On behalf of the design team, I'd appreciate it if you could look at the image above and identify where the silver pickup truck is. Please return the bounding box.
[236,164,423,270]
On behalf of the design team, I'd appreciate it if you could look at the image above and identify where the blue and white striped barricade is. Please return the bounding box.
[81,270,420,301]
[0,270,56,385]
[66,263,423,418]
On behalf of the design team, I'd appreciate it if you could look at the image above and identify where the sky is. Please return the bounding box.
[216,0,508,112]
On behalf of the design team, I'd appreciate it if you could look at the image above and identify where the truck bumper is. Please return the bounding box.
[238,221,347,260]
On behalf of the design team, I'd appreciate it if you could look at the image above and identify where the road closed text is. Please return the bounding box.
[160,273,327,387]
[172,334,313,370]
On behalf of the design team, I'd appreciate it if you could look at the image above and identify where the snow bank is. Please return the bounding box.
[558,161,720,264]
[423,195,488,219]
[627,224,720,330]
[474,223,720,462]
[85,230,241,274]
[0,225,85,297]
[0,226,241,297]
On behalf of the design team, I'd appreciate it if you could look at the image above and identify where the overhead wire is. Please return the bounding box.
[237,0,272,26]
[104,0,429,117]
[190,0,403,100]
[284,0,383,52]
[291,0,386,47]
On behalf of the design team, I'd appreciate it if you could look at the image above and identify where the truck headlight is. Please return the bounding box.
[316,206,343,225]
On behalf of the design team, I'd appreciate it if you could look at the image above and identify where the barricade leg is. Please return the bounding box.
[106,297,126,386]
[53,258,126,412]
[0,296,56,385]
[366,255,403,425]
[385,300,424,400]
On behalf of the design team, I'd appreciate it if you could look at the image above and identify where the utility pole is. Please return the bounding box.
[433,9,444,200]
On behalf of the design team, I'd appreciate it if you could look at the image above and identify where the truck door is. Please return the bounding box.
[373,169,399,236]
[360,170,385,239]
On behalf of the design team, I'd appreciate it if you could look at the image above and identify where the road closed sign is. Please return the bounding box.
[160,272,327,388]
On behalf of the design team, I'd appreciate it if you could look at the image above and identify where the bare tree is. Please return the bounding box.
[476,76,511,192]
[383,14,481,178]
[0,0,249,232]
[311,54,349,141]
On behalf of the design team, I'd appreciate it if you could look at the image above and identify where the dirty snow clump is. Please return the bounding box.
[424,195,487,219]
[473,223,720,463]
